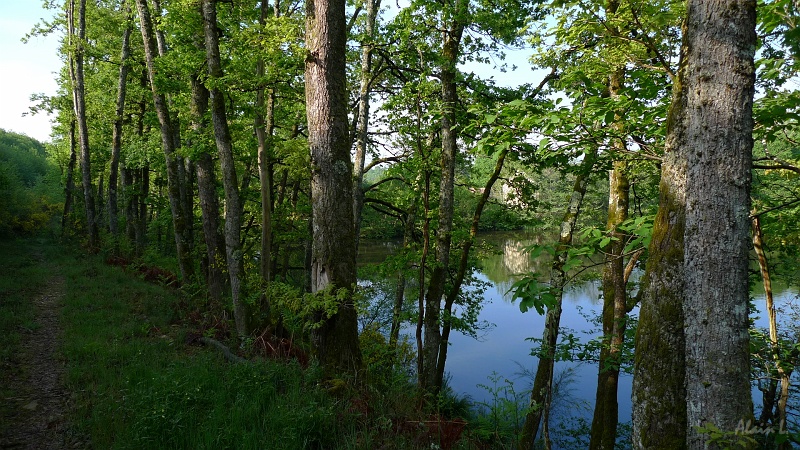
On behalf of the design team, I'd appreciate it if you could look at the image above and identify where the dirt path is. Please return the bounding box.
[0,275,71,450]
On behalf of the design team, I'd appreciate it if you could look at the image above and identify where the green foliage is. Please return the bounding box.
[358,324,416,388]
[578,214,654,256]
[694,422,760,449]
[264,281,356,333]
[510,272,558,314]
[471,372,530,445]
[0,130,62,236]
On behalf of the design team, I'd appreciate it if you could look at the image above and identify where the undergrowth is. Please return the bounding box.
[2,237,489,449]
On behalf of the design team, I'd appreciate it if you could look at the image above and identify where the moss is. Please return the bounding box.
[633,184,687,449]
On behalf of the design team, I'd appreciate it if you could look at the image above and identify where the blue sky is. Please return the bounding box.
[0,2,61,142]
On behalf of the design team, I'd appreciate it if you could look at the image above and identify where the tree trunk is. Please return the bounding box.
[135,0,194,280]
[305,0,364,376]
[421,1,467,393]
[136,166,149,256]
[109,4,132,241]
[256,0,275,287]
[202,0,249,338]
[62,118,77,235]
[152,0,192,250]
[417,169,431,387]
[631,72,688,450]
[681,1,756,447]
[352,0,380,252]
[435,148,509,389]
[519,148,598,450]
[752,215,790,448]
[69,0,99,248]
[189,49,226,303]
[390,173,423,353]
[590,160,629,450]
[590,30,629,445]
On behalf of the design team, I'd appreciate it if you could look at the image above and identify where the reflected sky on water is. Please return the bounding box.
[358,231,800,432]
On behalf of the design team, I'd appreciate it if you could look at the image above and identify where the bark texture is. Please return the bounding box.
[305,0,364,376]
[681,1,756,447]
[631,62,688,450]
[632,1,756,448]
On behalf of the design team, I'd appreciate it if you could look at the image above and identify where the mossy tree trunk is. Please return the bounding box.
[632,1,757,448]
[631,47,688,450]
[421,0,467,393]
[590,158,629,450]
[305,0,364,376]
[589,8,630,440]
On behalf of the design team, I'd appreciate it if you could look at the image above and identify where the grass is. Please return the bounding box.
[2,236,482,449]
[54,241,361,449]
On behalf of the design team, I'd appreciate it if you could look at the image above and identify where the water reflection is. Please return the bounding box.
[358,232,799,441]
[358,231,616,427]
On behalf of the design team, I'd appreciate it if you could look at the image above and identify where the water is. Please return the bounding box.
[358,231,799,435]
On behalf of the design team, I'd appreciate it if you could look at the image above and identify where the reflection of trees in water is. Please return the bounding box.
[479,234,554,299]
[502,240,532,275]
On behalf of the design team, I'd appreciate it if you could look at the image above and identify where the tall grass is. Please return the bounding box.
[3,237,511,449]
[1,237,543,449]
[49,241,369,449]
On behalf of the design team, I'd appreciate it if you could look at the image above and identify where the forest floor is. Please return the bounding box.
[0,247,81,449]
[0,238,480,449]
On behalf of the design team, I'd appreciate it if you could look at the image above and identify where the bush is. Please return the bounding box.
[0,130,61,237]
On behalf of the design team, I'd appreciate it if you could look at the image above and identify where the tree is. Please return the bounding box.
[352,0,381,253]
[632,0,757,447]
[518,145,598,449]
[255,0,275,288]
[68,0,100,248]
[305,0,364,375]
[202,0,249,338]
[134,0,194,281]
[681,0,756,445]
[108,1,132,242]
